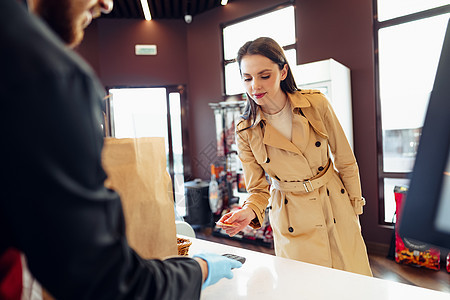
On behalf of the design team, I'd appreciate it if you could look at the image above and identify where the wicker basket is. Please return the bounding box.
[177,237,192,256]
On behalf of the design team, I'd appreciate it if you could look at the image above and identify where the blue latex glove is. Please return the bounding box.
[193,252,243,289]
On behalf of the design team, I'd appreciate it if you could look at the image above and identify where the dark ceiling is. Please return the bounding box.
[103,0,225,20]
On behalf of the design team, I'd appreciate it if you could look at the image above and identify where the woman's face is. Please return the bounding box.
[240,54,287,109]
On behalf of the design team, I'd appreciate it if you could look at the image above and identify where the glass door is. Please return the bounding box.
[106,86,189,216]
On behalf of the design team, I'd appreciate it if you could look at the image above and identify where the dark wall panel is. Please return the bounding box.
[78,18,188,87]
[75,21,100,77]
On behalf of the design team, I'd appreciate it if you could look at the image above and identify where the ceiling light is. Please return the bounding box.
[140,0,152,21]
[221,0,228,5]
[185,1,192,24]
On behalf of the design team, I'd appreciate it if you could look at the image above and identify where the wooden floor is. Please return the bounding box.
[195,229,450,294]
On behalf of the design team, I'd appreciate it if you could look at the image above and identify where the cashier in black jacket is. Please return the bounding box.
[0,0,241,299]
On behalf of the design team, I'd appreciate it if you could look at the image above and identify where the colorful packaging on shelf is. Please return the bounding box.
[209,164,222,215]
[394,186,440,270]
[212,105,225,157]
[447,253,450,273]
[237,173,246,193]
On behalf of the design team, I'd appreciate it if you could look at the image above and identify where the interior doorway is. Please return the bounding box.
[105,86,190,216]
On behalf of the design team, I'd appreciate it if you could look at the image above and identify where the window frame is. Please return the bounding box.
[220,2,297,97]
[373,2,450,225]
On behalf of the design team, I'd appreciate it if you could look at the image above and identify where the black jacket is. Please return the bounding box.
[0,1,202,299]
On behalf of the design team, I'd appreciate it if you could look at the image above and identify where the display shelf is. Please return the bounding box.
[209,99,274,246]
[212,227,274,249]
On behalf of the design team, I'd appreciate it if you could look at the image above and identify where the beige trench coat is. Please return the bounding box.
[236,90,372,276]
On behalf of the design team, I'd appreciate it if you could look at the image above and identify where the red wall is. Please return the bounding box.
[76,0,391,247]
[78,18,188,86]
[75,21,100,74]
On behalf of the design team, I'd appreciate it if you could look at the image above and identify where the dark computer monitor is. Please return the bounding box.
[398,18,450,251]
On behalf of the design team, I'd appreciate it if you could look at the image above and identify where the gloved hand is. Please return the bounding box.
[193,252,243,289]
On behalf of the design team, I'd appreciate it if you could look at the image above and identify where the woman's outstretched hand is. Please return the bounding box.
[216,206,256,237]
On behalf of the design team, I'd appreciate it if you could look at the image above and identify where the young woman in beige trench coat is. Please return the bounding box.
[217,37,373,277]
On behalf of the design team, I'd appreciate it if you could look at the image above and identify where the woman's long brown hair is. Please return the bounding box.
[237,37,299,132]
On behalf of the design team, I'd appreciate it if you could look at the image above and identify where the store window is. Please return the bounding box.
[374,1,450,223]
[222,4,296,96]
[106,86,190,216]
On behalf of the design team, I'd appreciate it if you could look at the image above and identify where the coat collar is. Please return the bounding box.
[250,102,301,155]
[290,90,311,108]
[290,91,329,140]
[238,90,329,154]
[252,91,328,139]
[251,92,311,126]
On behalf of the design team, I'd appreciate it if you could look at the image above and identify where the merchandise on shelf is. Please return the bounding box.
[213,206,273,248]
[209,164,221,215]
[447,253,450,273]
[209,98,273,247]
[394,186,440,270]
[237,171,246,193]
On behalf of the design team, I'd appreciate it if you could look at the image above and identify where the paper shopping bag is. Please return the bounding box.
[102,137,178,259]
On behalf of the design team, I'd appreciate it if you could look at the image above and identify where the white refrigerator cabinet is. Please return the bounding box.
[292,58,354,149]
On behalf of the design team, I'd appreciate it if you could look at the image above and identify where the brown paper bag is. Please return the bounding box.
[102,137,178,259]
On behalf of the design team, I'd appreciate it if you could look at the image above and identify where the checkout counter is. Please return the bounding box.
[185,237,450,300]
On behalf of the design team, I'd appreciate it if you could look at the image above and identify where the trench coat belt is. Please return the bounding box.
[271,159,334,193]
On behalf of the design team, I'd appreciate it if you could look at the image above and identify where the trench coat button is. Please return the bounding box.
[318,166,324,172]
[341,188,345,194]
[284,198,288,205]
[266,158,270,163]
[315,141,321,147]
[288,227,294,233]
[268,206,272,210]
[334,218,336,224]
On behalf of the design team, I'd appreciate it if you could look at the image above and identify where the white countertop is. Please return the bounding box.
[185,236,450,300]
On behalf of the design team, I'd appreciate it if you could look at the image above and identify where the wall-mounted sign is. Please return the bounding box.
[135,44,157,56]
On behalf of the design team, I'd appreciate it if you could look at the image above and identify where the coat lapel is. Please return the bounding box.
[291,113,310,153]
[253,90,329,156]
[263,122,302,155]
